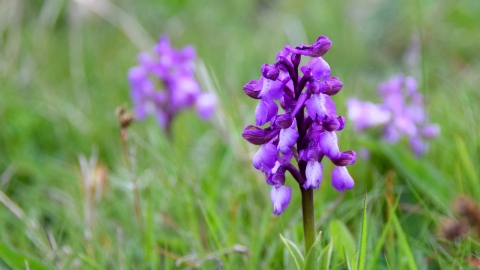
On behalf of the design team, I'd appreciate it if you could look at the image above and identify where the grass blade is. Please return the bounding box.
[356,192,368,270]
[391,208,418,270]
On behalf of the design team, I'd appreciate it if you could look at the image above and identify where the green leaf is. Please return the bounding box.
[280,234,304,270]
[0,243,49,270]
[330,220,356,267]
[356,192,368,270]
[319,241,334,270]
[304,231,322,270]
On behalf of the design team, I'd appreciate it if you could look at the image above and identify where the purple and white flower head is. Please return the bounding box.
[242,36,356,215]
[346,74,439,156]
[128,35,216,130]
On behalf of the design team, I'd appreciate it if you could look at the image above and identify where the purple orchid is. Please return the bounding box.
[242,36,356,215]
[346,74,440,156]
[128,35,216,132]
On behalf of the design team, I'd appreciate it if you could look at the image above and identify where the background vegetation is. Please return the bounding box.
[0,0,479,269]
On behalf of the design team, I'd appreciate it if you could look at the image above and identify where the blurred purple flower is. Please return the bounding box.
[346,74,439,156]
[242,36,356,215]
[128,35,216,131]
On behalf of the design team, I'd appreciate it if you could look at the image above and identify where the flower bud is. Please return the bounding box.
[243,80,261,99]
[290,53,301,66]
[242,125,270,145]
[274,114,294,129]
[323,76,343,95]
[300,66,311,76]
[307,80,321,94]
[299,146,320,161]
[310,36,332,57]
[261,63,280,80]
[331,150,356,166]
[323,115,340,131]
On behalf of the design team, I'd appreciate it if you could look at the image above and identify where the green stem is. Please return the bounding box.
[301,187,315,254]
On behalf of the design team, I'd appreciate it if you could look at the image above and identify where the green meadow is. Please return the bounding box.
[1,0,479,269]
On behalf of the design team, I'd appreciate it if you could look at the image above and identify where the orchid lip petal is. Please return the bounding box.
[319,131,340,159]
[304,161,323,189]
[270,186,292,215]
[252,143,278,172]
[305,94,326,121]
[255,99,278,126]
[278,125,299,154]
[332,166,354,192]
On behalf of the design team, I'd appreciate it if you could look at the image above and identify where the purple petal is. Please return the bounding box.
[128,66,148,86]
[394,115,417,137]
[405,76,417,94]
[324,95,336,117]
[310,36,332,57]
[276,48,290,60]
[337,116,346,131]
[299,146,321,162]
[319,131,340,159]
[243,80,261,99]
[346,98,391,131]
[304,161,323,189]
[323,76,343,96]
[332,166,354,192]
[404,104,425,123]
[323,116,340,132]
[259,78,284,100]
[252,143,278,172]
[196,93,216,119]
[331,150,356,166]
[378,74,404,96]
[154,107,168,128]
[270,185,291,215]
[154,35,171,54]
[255,99,278,126]
[421,124,440,138]
[261,63,280,80]
[274,114,294,129]
[137,52,156,71]
[134,102,148,120]
[278,125,299,154]
[179,45,196,61]
[284,36,332,58]
[170,76,201,109]
[308,57,331,81]
[242,125,270,145]
[383,124,401,144]
[409,136,428,157]
[305,94,326,120]
[383,92,404,115]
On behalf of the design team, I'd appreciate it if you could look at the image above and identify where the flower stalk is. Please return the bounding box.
[301,187,315,252]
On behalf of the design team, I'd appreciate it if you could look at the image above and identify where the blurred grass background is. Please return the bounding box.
[0,0,479,269]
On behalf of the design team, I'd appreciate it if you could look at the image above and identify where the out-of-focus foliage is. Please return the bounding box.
[0,0,479,268]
